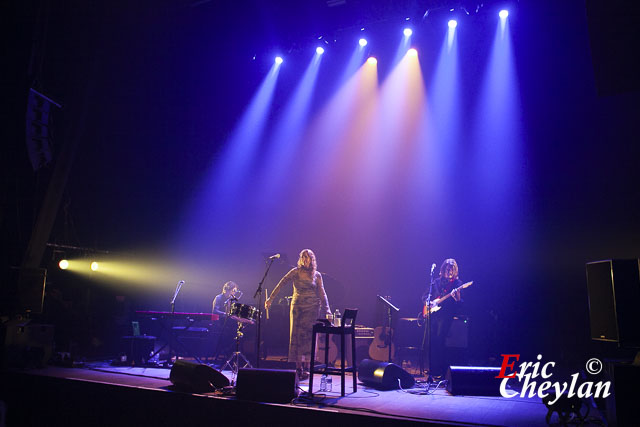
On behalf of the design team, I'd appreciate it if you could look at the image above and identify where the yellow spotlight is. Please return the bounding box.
[90,262,99,271]
[367,56,377,65]
[408,48,418,57]
[59,260,69,270]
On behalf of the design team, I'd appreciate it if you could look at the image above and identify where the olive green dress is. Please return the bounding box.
[269,267,331,363]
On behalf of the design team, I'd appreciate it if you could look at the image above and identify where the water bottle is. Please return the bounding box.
[320,374,327,391]
[334,309,341,327]
[326,376,333,392]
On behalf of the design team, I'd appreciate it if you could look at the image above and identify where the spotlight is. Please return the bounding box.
[275,56,283,64]
[59,260,69,270]
[403,28,413,37]
[499,9,509,19]
[448,20,458,29]
[367,57,377,65]
[408,48,418,57]
[90,262,99,271]
[359,38,368,47]
[316,46,324,55]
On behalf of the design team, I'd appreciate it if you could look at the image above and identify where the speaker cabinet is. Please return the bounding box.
[445,316,469,348]
[18,268,46,314]
[445,366,502,396]
[605,363,640,426]
[586,259,640,347]
[169,360,229,392]
[358,359,415,390]
[328,336,373,368]
[3,323,54,368]
[236,368,298,403]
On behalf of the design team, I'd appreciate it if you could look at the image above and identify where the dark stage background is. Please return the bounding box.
[2,0,639,366]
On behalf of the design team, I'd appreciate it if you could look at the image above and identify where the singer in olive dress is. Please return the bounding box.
[265,249,331,377]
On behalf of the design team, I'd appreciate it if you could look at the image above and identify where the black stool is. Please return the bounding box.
[309,308,358,396]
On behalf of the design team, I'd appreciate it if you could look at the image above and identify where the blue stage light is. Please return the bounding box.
[359,38,368,47]
[499,10,509,19]
[448,20,458,29]
[275,56,283,64]
[316,47,325,55]
[403,28,413,37]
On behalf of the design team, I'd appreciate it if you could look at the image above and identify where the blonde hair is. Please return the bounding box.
[297,249,317,274]
[440,258,459,279]
[222,281,237,293]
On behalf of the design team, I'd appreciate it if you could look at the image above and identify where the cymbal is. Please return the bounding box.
[400,317,419,322]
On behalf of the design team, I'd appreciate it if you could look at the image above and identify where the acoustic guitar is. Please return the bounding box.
[368,326,395,361]
[314,333,338,365]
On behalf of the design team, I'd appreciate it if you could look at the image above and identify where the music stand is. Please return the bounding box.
[377,295,399,363]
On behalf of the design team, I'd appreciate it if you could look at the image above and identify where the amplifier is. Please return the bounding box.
[355,326,374,338]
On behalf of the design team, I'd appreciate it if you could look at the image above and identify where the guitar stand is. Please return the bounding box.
[221,322,252,385]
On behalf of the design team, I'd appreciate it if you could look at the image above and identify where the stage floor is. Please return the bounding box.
[0,361,597,426]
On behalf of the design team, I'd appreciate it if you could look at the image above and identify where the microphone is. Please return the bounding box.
[430,264,436,275]
[178,280,185,285]
[268,253,281,259]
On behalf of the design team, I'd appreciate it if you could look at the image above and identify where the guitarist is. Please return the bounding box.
[421,258,465,378]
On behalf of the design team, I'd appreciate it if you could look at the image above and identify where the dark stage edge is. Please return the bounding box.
[0,364,557,427]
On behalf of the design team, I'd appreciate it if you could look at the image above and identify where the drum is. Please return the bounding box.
[229,302,259,324]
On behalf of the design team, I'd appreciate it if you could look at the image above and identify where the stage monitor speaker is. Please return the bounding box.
[169,360,229,392]
[586,259,640,348]
[445,366,502,396]
[236,368,298,403]
[358,359,415,390]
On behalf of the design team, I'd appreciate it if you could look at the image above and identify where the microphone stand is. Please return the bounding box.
[167,280,184,365]
[421,271,435,383]
[254,258,276,368]
[170,280,184,314]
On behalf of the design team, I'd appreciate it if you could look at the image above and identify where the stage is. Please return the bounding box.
[0,361,598,426]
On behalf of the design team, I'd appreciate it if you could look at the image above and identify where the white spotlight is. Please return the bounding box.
[359,38,368,47]
[403,28,413,37]
[448,19,458,29]
[316,46,325,55]
[499,10,509,19]
[275,56,283,64]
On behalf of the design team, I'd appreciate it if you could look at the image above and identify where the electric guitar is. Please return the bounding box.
[422,281,473,317]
